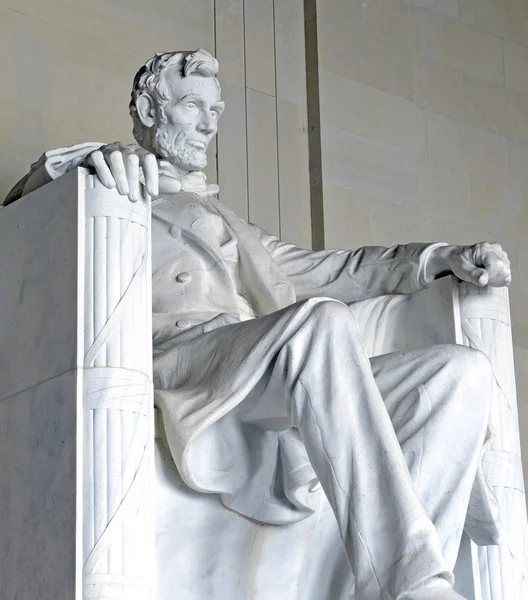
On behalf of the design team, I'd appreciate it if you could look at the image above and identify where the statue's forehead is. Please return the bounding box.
[164,68,222,104]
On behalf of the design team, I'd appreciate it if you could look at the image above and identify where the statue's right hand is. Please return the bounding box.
[83,142,159,202]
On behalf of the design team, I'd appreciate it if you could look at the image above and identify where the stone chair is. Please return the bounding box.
[1,169,527,600]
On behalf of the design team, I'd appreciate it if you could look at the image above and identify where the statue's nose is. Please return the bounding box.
[197,113,216,135]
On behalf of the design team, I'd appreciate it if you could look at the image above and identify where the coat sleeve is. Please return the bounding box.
[247,223,447,302]
[3,142,104,205]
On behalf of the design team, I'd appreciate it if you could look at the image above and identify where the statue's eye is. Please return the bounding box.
[186,102,197,111]
[210,110,219,119]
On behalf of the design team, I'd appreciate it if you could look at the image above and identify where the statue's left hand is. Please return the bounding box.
[430,242,512,287]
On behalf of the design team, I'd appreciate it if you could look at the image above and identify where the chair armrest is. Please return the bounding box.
[0,169,155,599]
[454,281,528,600]
[81,171,155,599]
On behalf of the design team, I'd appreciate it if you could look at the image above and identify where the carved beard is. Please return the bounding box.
[152,122,208,171]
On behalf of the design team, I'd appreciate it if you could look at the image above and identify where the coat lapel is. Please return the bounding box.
[210,201,296,315]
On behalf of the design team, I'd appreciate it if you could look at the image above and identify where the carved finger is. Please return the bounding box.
[125,153,140,202]
[90,150,116,189]
[482,247,498,264]
[501,272,512,286]
[142,152,159,196]
[496,264,512,286]
[487,259,505,279]
[497,248,510,267]
[467,266,489,287]
[477,270,489,286]
[486,258,511,285]
[488,272,511,287]
[108,151,129,196]
[481,245,513,286]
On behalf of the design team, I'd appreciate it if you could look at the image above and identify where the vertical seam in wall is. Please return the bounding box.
[515,243,522,298]
[423,108,430,163]
[468,174,475,227]
[272,0,282,238]
[462,71,468,123]
[507,137,514,192]
[243,0,251,221]
[304,1,325,250]
[501,38,506,87]
[213,0,219,182]
[213,0,217,66]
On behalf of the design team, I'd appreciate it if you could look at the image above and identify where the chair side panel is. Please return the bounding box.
[0,170,84,599]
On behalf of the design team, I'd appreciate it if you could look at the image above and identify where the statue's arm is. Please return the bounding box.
[3,142,105,205]
[249,224,511,302]
[248,223,443,301]
[4,142,160,206]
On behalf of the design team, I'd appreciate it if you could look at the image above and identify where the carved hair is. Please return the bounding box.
[129,49,220,145]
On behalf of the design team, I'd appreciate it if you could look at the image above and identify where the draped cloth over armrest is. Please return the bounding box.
[3,142,104,206]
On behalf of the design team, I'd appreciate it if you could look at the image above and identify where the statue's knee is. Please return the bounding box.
[439,344,493,412]
[441,344,492,378]
[305,297,355,328]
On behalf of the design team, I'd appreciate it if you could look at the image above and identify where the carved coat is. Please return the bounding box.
[149,191,443,524]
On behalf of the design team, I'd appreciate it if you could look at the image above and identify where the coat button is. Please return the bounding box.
[169,225,181,238]
[176,272,192,283]
[176,318,193,329]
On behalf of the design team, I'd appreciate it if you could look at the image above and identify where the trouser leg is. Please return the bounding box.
[370,346,493,569]
[269,298,491,600]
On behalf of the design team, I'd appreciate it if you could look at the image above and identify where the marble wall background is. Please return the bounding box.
[1,0,527,490]
[307,0,528,487]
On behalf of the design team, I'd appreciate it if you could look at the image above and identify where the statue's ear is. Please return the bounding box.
[136,93,156,128]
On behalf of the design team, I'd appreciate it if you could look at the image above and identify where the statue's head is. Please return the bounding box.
[129,49,224,172]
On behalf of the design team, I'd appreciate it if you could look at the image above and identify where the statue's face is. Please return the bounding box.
[153,67,224,171]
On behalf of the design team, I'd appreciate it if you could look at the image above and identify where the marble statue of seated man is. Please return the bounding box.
[4,49,512,600]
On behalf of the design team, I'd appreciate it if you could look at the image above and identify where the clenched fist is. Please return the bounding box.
[428,242,511,287]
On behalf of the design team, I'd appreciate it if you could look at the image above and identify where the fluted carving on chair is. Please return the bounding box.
[457,282,528,600]
[82,175,154,600]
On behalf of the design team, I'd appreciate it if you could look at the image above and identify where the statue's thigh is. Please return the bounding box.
[369,344,462,420]
[370,343,489,433]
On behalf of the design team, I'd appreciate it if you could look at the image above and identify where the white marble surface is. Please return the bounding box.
[81,172,154,600]
[0,371,79,600]
[0,169,155,599]
[154,434,352,600]
[0,171,80,399]
[152,277,528,600]
[0,173,82,599]
[1,49,526,600]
